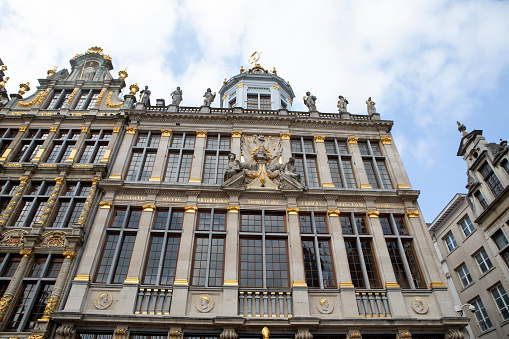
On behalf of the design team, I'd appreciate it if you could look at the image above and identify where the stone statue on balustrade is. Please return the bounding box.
[171,87,183,106]
[224,153,243,183]
[203,88,216,107]
[303,91,317,111]
[139,86,151,106]
[366,97,376,115]
[337,95,348,113]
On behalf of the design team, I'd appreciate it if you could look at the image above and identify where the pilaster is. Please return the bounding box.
[109,126,137,179]
[348,137,371,189]
[189,130,207,183]
[150,129,171,181]
[314,135,334,187]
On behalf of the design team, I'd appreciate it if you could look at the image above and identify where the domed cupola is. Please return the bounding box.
[218,52,295,110]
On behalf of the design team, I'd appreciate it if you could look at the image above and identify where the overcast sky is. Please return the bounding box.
[1,0,508,222]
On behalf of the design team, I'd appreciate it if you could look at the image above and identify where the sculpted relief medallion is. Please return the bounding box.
[94,292,113,310]
[316,297,333,314]
[196,295,214,312]
[410,297,428,314]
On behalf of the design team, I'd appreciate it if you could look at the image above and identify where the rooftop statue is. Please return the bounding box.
[366,97,376,115]
[139,86,151,106]
[337,95,348,113]
[303,91,317,111]
[203,88,216,107]
[171,87,183,106]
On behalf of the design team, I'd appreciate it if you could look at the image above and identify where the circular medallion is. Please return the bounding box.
[316,297,333,314]
[94,292,113,310]
[196,295,214,312]
[410,297,428,314]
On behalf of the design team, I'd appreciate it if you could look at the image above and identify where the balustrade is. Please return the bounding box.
[238,290,292,317]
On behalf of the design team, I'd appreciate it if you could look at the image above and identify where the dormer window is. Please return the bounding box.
[247,94,271,110]
[479,162,504,196]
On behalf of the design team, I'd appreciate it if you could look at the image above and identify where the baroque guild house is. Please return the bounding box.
[0,48,467,339]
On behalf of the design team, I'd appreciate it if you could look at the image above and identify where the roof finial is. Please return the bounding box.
[248,51,261,67]
[457,121,467,136]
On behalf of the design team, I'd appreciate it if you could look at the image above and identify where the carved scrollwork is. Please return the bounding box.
[41,231,68,248]
[0,229,28,247]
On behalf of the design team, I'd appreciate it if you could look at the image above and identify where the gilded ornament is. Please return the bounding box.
[95,88,106,107]
[314,135,325,143]
[81,126,90,133]
[87,46,104,54]
[223,78,227,84]
[385,282,400,288]
[280,132,291,140]
[406,210,419,218]
[287,207,299,215]
[19,126,28,132]
[185,206,198,213]
[238,83,244,88]
[28,335,46,339]
[429,282,445,288]
[227,205,240,213]
[381,136,392,145]
[118,67,128,79]
[322,183,335,188]
[273,84,280,90]
[129,83,139,95]
[55,177,65,185]
[173,279,189,285]
[47,66,58,78]
[91,177,100,184]
[347,136,358,144]
[20,249,34,257]
[142,204,155,211]
[19,87,51,107]
[50,126,58,132]
[0,76,9,89]
[18,82,30,96]
[196,130,207,138]
[261,327,270,339]
[1,65,6,71]
[231,131,242,138]
[112,127,121,133]
[99,201,113,209]
[316,297,333,314]
[20,176,30,184]
[126,127,137,134]
[367,210,380,218]
[222,94,227,100]
[327,209,340,217]
[66,88,78,106]
[106,91,123,108]
[63,251,76,259]
[43,296,59,315]
[0,294,13,320]
[161,129,172,136]
[240,65,245,72]
[292,281,307,287]
[196,295,214,313]
[272,67,277,74]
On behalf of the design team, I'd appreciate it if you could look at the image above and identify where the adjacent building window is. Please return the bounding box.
[0,128,16,159]
[340,213,381,289]
[247,93,271,110]
[191,210,226,287]
[239,211,288,288]
[491,283,509,321]
[11,129,49,163]
[300,212,335,288]
[479,162,504,197]
[457,264,473,288]
[470,297,493,332]
[165,133,195,183]
[474,190,489,209]
[126,132,160,181]
[74,89,100,110]
[492,229,509,268]
[325,139,356,188]
[358,140,393,189]
[474,248,493,275]
[142,208,183,285]
[12,181,55,228]
[0,180,18,216]
[459,215,475,237]
[0,253,22,296]
[45,89,71,109]
[45,129,80,163]
[203,134,231,184]
[381,215,425,289]
[444,232,458,252]
[5,255,63,331]
[229,98,236,108]
[48,182,90,228]
[502,159,509,175]
[291,137,320,187]
[78,129,112,164]
[95,207,141,284]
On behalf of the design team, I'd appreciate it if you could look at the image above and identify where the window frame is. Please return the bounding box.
[202,134,231,184]
[291,137,320,188]
[125,131,160,181]
[164,132,195,183]
[474,248,493,275]
[470,297,493,332]
[491,283,509,321]
[456,263,473,288]
[11,129,49,163]
[444,232,458,253]
[358,140,393,189]
[459,215,475,237]
[325,138,356,188]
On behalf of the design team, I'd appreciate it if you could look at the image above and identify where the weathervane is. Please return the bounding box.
[248,51,262,67]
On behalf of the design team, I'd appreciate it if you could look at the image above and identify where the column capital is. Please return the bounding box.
[347,137,358,144]
[19,176,30,184]
[381,136,392,144]
[55,177,65,185]
[126,127,137,134]
[185,205,198,213]
[91,177,100,184]
[161,129,172,136]
[227,205,240,213]
[196,130,207,138]
[406,210,419,218]
[113,127,121,133]
[314,135,325,143]
[232,131,242,138]
[19,126,28,132]
[63,251,76,259]
[280,132,291,140]
[287,207,299,215]
[50,126,59,132]
[327,209,340,217]
[20,249,34,257]
[367,210,379,218]
[81,126,89,133]
[142,204,155,211]
[99,201,113,209]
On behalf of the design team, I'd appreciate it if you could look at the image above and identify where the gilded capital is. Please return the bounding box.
[99,201,113,209]
[143,204,156,211]
[280,132,291,140]
[367,210,380,218]
[81,126,90,133]
[227,205,240,213]
[287,207,299,215]
[222,94,227,100]
[196,130,207,138]
[161,129,172,137]
[113,127,121,133]
[238,83,244,88]
[20,249,34,257]
[55,177,65,185]
[347,137,358,144]
[327,209,340,217]
[126,127,137,134]
[91,177,100,185]
[185,205,198,213]
[314,135,325,143]
[50,126,59,132]
[19,126,28,132]
[19,176,30,184]
[381,136,392,145]
[406,210,419,218]
[63,251,76,259]
[232,131,242,138]
[273,84,280,90]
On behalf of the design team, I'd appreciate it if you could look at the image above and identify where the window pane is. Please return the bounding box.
[240,238,263,287]
[265,239,288,288]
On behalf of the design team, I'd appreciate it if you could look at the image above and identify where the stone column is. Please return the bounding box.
[170,204,197,316]
[39,251,77,321]
[32,125,59,163]
[109,126,137,179]
[348,137,370,189]
[286,202,310,317]
[365,205,406,317]
[231,131,242,157]
[380,137,411,189]
[0,249,33,322]
[0,176,30,231]
[280,132,291,162]
[37,177,65,227]
[65,126,89,163]
[76,177,99,227]
[150,129,171,182]
[314,135,334,188]
[222,200,240,317]
[100,126,122,164]
[0,125,28,162]
[188,130,207,183]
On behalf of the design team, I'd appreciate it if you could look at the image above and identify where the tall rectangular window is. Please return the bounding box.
[165,133,195,183]
[491,283,509,320]
[246,93,271,110]
[340,213,381,289]
[74,90,100,110]
[239,210,288,288]
[11,129,48,163]
[325,139,356,188]
[0,128,16,159]
[142,208,183,285]
[444,233,458,252]
[479,162,504,196]
[474,248,493,274]
[291,137,320,187]
[474,190,489,209]
[78,129,112,164]
[470,297,493,332]
[95,208,141,284]
[45,89,70,109]
[300,212,335,288]
[48,182,89,228]
[457,264,473,288]
[11,181,57,228]
[191,210,226,287]
[460,215,475,237]
[125,132,160,181]
[203,134,231,184]
[45,129,79,163]
[358,140,393,189]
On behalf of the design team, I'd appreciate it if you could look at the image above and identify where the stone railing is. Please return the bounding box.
[239,290,292,318]
[355,291,391,317]
[134,287,172,315]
